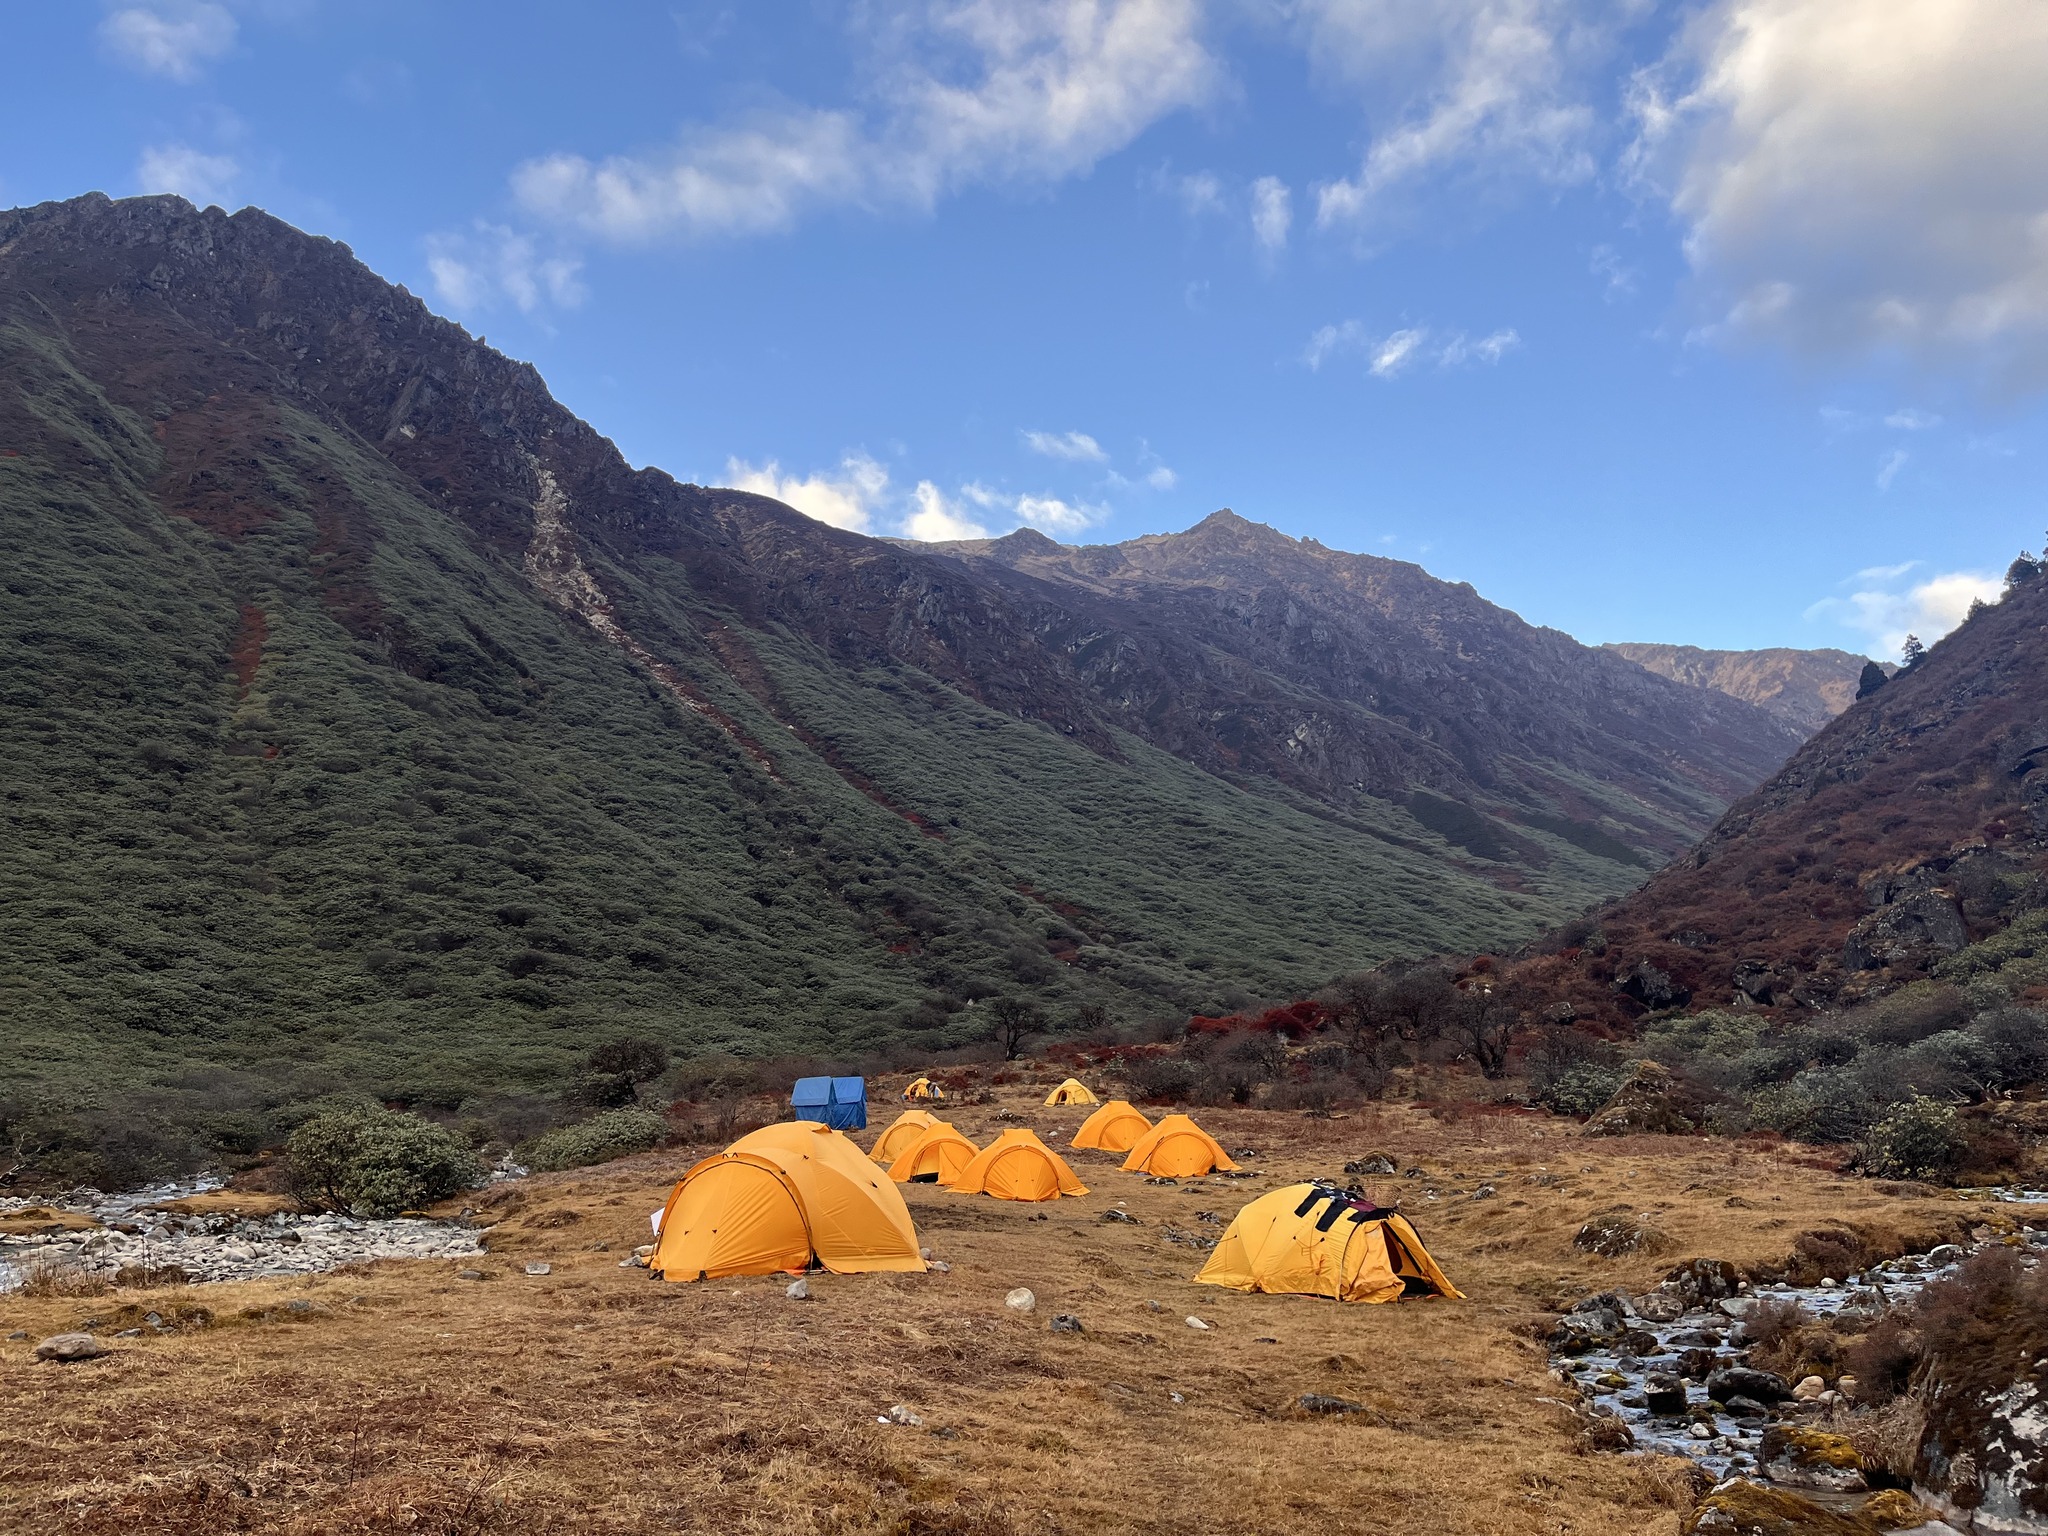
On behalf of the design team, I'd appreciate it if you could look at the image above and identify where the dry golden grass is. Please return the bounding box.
[0,1088,2005,1536]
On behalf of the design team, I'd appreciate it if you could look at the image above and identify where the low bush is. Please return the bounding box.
[1859,1096,1969,1184]
[1535,1062,1629,1117]
[522,1108,671,1172]
[286,1106,484,1218]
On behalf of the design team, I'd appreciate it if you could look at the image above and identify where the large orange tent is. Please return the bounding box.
[868,1109,938,1164]
[1195,1182,1461,1304]
[886,1121,981,1184]
[1043,1078,1098,1107]
[1120,1113,1237,1178]
[1070,1099,1152,1153]
[651,1122,926,1281]
[948,1128,1090,1201]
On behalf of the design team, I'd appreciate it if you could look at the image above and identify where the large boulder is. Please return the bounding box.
[1843,889,1968,971]
[1614,958,1691,1012]
[1549,1308,1626,1354]
[1665,1257,1742,1308]
[1683,1480,1874,1536]
[1586,1060,1705,1136]
[1574,1210,1673,1257]
[33,1333,107,1363]
[1917,1374,2048,1534]
[1707,1365,1794,1404]
[1759,1426,1867,1492]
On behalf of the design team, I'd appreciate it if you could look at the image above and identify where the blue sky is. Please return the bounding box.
[5,1,2046,658]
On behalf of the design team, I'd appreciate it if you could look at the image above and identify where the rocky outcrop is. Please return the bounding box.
[1585,1060,1705,1135]
[1605,642,1886,735]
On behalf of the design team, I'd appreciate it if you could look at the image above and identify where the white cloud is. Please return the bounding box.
[1014,493,1105,533]
[1807,567,2002,657]
[514,0,1215,244]
[1628,0,2048,385]
[902,481,991,542]
[1370,327,1430,377]
[1307,319,1519,375]
[1304,0,1607,233]
[1146,464,1177,490]
[1875,447,1909,491]
[101,2,236,81]
[1437,328,1520,365]
[135,144,239,207]
[425,224,587,315]
[725,453,888,533]
[1853,561,1919,583]
[1589,242,1636,300]
[1159,167,1225,216]
[1885,408,1942,431]
[1022,428,1108,462]
[1249,175,1292,253]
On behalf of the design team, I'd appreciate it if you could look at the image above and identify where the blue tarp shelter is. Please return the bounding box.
[790,1075,868,1132]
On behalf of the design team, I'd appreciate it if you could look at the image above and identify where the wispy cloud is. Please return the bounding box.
[723,449,1114,542]
[1305,320,1519,377]
[136,143,239,207]
[1807,565,2000,657]
[514,1,1215,246]
[903,482,989,542]
[1022,429,1107,463]
[1589,243,1636,301]
[426,223,586,315]
[1249,175,1292,254]
[1876,447,1908,490]
[101,2,236,81]
[1884,407,1942,431]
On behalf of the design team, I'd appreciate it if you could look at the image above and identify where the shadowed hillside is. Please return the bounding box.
[0,192,1801,1120]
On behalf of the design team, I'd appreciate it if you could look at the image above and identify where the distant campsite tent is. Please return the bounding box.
[1120,1113,1236,1178]
[1195,1182,1461,1304]
[869,1109,938,1165]
[1071,1099,1152,1153]
[902,1077,946,1102]
[791,1075,868,1132]
[1043,1078,1098,1107]
[650,1122,925,1281]
[887,1121,981,1185]
[948,1128,1090,1201]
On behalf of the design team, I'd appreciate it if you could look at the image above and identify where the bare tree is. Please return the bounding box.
[989,996,1044,1060]
[1447,981,1530,1080]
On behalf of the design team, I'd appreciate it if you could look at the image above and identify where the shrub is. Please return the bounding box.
[1748,1068,1888,1143]
[1860,1096,1969,1184]
[286,1106,484,1218]
[522,1108,671,1172]
[1536,1062,1630,1117]
[1122,1055,1205,1105]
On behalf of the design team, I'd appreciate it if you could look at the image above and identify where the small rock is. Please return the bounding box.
[1835,1373,1860,1400]
[1049,1314,1084,1333]
[286,1299,312,1314]
[6,1330,26,1341]
[524,1262,551,1277]
[1184,1316,1211,1330]
[456,1269,485,1281]
[1005,1287,1036,1312]
[1632,1289,1687,1323]
[114,1328,144,1338]
[929,1260,951,1274]
[786,1278,810,1301]
[1253,1336,1278,1344]
[1169,1391,1186,1404]
[1100,1209,1140,1225]
[1792,1374,1826,1401]
[1469,1184,1496,1200]
[1344,1155,1397,1176]
[885,1404,923,1426]
[1145,1299,1164,1313]
[1645,1372,1688,1415]
[34,1333,107,1363]
[919,1246,935,1261]
[1299,1394,1368,1415]
[1688,1422,1714,1440]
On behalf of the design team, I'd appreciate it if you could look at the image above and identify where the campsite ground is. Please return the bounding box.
[0,1080,2005,1535]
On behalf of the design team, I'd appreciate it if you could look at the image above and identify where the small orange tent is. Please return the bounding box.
[869,1109,938,1164]
[1071,1099,1152,1152]
[887,1121,981,1184]
[1120,1113,1237,1178]
[651,1122,926,1281]
[1195,1182,1461,1303]
[948,1128,1090,1201]
[902,1076,945,1102]
[1043,1078,1098,1107]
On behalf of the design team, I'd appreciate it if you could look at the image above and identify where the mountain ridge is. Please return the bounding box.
[1602,640,1885,735]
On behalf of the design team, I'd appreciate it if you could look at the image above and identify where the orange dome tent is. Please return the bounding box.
[1043,1078,1098,1107]
[1071,1099,1152,1153]
[1195,1182,1461,1304]
[948,1128,1089,1201]
[1120,1113,1237,1178]
[869,1109,938,1164]
[887,1121,981,1184]
[651,1122,926,1281]
[902,1076,945,1102]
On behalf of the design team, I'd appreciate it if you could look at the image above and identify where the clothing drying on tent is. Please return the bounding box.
[886,1121,981,1184]
[791,1075,868,1131]
[1043,1078,1098,1106]
[1070,1099,1152,1153]
[869,1109,938,1164]
[948,1128,1090,1201]
[1120,1113,1237,1177]
[650,1122,925,1281]
[1195,1182,1461,1304]
[902,1076,946,1101]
